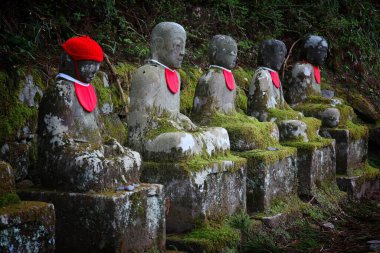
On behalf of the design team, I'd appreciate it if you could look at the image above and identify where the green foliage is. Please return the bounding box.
[183,221,240,253]
[0,193,21,208]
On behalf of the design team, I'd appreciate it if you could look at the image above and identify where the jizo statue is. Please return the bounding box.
[38,36,141,192]
[193,35,238,121]
[247,39,288,122]
[128,22,230,161]
[286,35,329,105]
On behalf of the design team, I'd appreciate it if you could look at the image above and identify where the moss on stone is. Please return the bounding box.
[100,114,128,145]
[0,69,48,142]
[208,112,278,149]
[352,163,380,181]
[238,146,297,166]
[178,66,203,116]
[268,108,302,121]
[300,117,322,141]
[143,153,246,175]
[282,138,334,152]
[346,120,369,140]
[235,86,248,113]
[0,200,48,216]
[182,221,240,253]
[0,192,21,208]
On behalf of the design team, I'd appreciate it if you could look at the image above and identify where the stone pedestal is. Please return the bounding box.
[336,175,379,199]
[18,184,165,253]
[319,128,368,174]
[0,201,55,252]
[284,140,336,197]
[239,147,298,212]
[141,157,247,233]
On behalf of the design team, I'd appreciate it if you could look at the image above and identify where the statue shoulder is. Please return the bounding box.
[292,62,312,78]
[131,64,162,85]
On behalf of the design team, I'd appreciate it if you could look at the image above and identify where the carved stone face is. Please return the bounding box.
[151,22,186,69]
[259,40,287,71]
[303,35,328,66]
[209,35,238,70]
[77,61,101,83]
[319,108,340,128]
[278,120,308,142]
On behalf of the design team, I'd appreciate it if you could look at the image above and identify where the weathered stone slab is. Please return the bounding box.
[141,157,247,233]
[18,184,165,253]
[239,147,298,212]
[319,128,368,174]
[0,201,55,252]
[336,176,379,199]
[284,140,336,197]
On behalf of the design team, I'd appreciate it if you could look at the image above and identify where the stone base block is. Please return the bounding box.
[239,146,298,212]
[320,128,368,174]
[337,175,379,199]
[18,184,165,253]
[141,156,247,233]
[284,139,336,197]
[0,201,55,252]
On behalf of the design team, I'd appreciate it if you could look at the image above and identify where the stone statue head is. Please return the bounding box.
[258,39,287,71]
[302,35,328,66]
[278,120,308,142]
[59,36,103,83]
[208,35,238,70]
[318,108,340,128]
[150,22,186,69]
[59,53,100,83]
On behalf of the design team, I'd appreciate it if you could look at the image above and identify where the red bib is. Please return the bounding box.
[223,69,235,91]
[165,69,179,94]
[269,70,281,89]
[313,65,321,84]
[74,83,97,112]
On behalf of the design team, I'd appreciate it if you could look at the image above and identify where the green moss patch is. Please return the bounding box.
[208,112,279,149]
[301,117,322,141]
[346,121,369,140]
[282,138,334,152]
[352,163,380,181]
[144,153,246,175]
[238,146,297,166]
[0,71,39,142]
[168,221,240,253]
[179,66,203,116]
[0,193,21,208]
[268,108,303,121]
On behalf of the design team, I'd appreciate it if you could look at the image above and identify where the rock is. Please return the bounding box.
[319,128,368,175]
[16,179,34,189]
[278,120,308,142]
[0,161,15,194]
[0,201,55,253]
[18,74,43,108]
[322,222,335,229]
[322,89,335,99]
[368,240,380,252]
[240,146,298,212]
[18,183,165,252]
[141,157,246,233]
[261,213,285,228]
[317,108,340,128]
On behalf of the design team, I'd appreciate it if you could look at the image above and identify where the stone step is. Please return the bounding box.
[283,138,336,197]
[18,184,165,253]
[141,155,247,233]
[0,201,55,252]
[320,127,368,175]
[336,165,380,199]
[238,146,298,212]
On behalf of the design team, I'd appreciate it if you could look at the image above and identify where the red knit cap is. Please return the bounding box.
[62,36,104,62]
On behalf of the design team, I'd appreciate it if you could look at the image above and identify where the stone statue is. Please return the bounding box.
[286,35,328,105]
[247,39,308,141]
[286,35,342,128]
[38,36,141,192]
[247,39,287,122]
[193,35,238,119]
[128,22,230,161]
